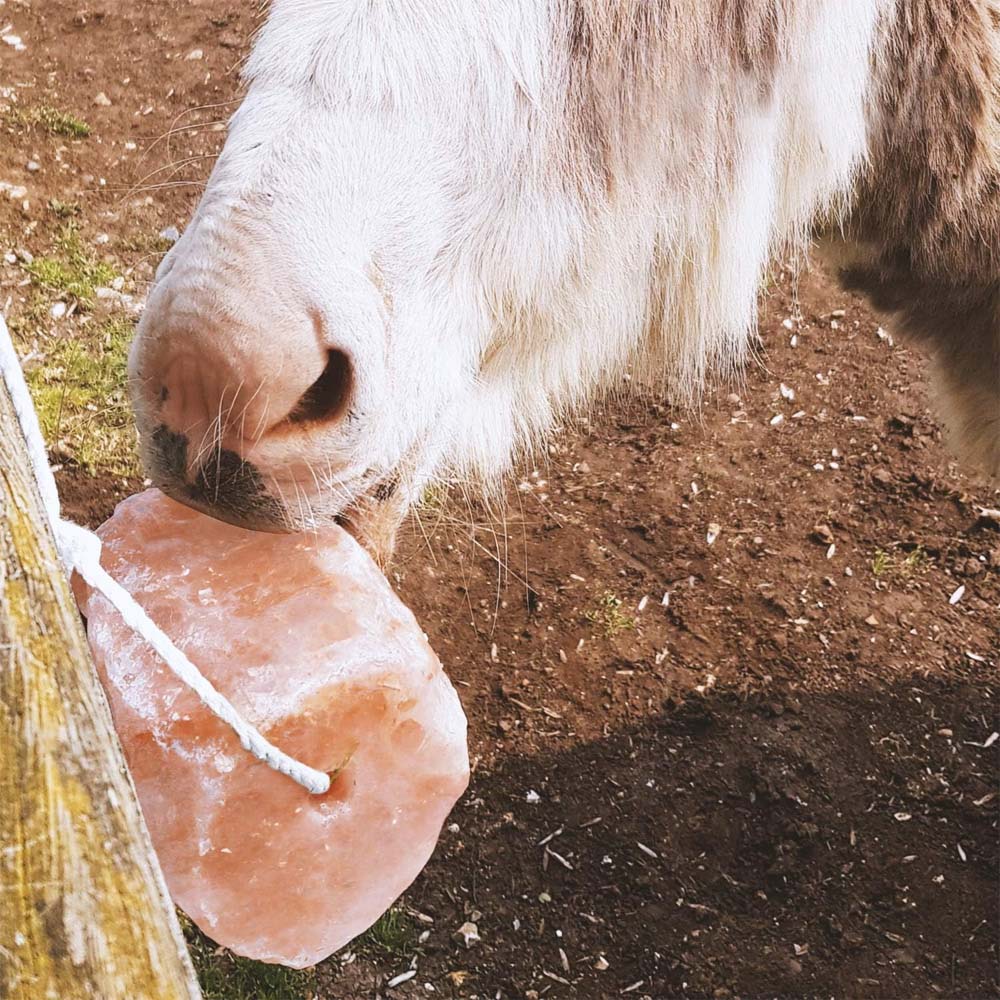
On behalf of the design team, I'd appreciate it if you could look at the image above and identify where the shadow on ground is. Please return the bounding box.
[322,676,997,999]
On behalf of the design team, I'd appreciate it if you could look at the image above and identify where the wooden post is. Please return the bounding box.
[0,375,202,998]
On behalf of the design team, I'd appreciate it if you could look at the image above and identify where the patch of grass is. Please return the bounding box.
[181,916,316,1000]
[902,545,929,574]
[585,590,636,638]
[872,549,892,578]
[119,229,175,260]
[21,315,139,475]
[416,481,450,514]
[48,198,82,219]
[6,103,91,137]
[354,907,414,957]
[871,545,930,581]
[23,224,117,307]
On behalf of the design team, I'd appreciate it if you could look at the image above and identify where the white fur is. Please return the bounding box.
[140,0,892,525]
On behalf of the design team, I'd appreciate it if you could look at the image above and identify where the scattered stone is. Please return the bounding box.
[185,48,205,60]
[976,508,1000,531]
[386,970,417,988]
[159,225,181,243]
[594,955,609,971]
[958,557,985,579]
[49,301,67,320]
[811,524,835,546]
[93,91,112,106]
[26,160,40,172]
[454,922,480,948]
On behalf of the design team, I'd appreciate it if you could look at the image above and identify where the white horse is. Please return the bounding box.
[130,0,1000,560]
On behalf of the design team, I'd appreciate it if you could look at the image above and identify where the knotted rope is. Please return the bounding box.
[0,313,330,794]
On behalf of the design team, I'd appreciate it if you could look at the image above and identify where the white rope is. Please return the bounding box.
[0,313,330,795]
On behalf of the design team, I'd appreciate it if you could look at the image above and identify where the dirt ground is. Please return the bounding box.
[1,3,998,998]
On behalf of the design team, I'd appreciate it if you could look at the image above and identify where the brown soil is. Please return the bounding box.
[1,3,997,998]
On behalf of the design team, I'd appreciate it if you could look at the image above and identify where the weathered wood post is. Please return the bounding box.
[0,371,201,998]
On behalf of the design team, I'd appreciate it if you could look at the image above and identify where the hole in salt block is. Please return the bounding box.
[323,764,354,803]
[392,718,426,754]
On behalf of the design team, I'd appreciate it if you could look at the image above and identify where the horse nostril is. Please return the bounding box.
[284,348,353,427]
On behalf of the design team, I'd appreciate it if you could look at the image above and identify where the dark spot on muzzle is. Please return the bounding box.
[146,424,286,529]
[373,475,399,502]
[151,424,188,481]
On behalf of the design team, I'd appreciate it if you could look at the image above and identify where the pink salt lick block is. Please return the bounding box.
[76,489,469,968]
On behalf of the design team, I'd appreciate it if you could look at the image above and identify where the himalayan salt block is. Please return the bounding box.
[76,489,469,968]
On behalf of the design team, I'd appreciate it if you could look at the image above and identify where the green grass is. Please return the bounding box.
[872,545,930,580]
[354,907,414,957]
[180,909,414,999]
[23,224,117,307]
[6,103,91,137]
[181,917,317,1000]
[21,315,139,475]
[48,198,82,219]
[871,549,892,578]
[585,590,636,638]
[119,230,175,257]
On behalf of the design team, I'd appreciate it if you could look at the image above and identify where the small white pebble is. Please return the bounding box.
[49,301,66,319]
[780,383,795,401]
[706,522,721,546]
[185,48,204,60]
[93,91,112,107]
[26,160,39,172]
[770,413,785,427]
[949,584,966,606]
[526,790,541,804]
[387,970,417,988]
